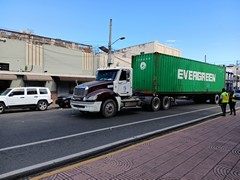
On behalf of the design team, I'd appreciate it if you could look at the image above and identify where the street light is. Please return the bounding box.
[99,36,125,54]
[107,36,125,67]
[99,19,125,67]
[111,37,125,46]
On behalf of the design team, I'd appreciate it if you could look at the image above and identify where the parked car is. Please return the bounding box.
[235,90,240,100]
[55,94,72,108]
[0,87,53,114]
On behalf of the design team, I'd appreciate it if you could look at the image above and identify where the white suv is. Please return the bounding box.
[0,87,53,114]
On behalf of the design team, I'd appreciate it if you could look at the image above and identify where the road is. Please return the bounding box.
[0,100,239,179]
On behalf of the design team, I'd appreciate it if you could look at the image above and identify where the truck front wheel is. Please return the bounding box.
[101,99,117,118]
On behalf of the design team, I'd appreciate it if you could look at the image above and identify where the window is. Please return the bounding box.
[120,70,127,81]
[27,88,37,95]
[11,89,24,96]
[1,88,12,96]
[39,89,48,94]
[96,70,118,81]
[119,69,130,81]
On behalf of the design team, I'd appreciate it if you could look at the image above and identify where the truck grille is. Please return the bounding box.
[74,87,86,96]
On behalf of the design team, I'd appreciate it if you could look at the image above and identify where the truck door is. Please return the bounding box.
[117,69,132,96]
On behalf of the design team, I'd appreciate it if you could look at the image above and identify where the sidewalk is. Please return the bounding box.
[49,103,59,110]
[32,111,240,180]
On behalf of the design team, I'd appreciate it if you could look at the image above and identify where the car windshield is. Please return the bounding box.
[235,90,240,93]
[0,88,12,96]
[96,70,119,81]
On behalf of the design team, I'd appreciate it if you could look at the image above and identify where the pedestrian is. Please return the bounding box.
[229,90,236,115]
[219,88,229,116]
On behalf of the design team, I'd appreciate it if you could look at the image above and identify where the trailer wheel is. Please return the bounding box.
[151,96,161,111]
[210,94,220,104]
[101,99,117,118]
[161,96,171,110]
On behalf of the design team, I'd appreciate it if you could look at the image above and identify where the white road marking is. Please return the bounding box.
[0,110,223,180]
[0,106,218,152]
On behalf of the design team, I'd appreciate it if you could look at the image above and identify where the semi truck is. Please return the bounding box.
[71,53,226,118]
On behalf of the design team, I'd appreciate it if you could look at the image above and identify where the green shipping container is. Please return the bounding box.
[132,53,225,95]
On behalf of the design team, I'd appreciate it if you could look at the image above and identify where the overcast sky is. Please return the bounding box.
[1,0,240,65]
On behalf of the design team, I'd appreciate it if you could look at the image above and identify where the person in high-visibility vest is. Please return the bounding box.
[229,90,236,115]
[219,88,229,116]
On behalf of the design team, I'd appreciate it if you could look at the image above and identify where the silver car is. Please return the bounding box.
[235,90,240,100]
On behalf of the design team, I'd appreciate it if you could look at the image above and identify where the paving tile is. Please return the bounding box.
[225,159,240,180]
[35,110,240,180]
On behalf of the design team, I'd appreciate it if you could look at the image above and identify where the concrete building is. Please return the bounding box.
[0,29,97,100]
[226,65,240,90]
[98,41,181,68]
[0,29,181,102]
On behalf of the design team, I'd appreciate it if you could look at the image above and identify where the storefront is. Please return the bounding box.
[0,72,95,103]
[0,74,17,93]
[23,74,52,87]
[52,75,95,96]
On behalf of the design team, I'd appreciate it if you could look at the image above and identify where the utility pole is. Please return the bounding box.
[107,19,113,67]
[99,19,125,67]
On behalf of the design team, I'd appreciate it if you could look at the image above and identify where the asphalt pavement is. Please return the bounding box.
[31,109,240,180]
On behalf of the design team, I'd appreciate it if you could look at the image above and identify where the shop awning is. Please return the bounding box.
[0,74,17,80]
[23,75,52,81]
[53,76,95,82]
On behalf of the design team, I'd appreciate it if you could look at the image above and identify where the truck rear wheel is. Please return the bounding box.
[210,94,220,104]
[161,96,171,110]
[151,96,161,111]
[101,99,117,118]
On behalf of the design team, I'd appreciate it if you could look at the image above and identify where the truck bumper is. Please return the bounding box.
[71,101,102,112]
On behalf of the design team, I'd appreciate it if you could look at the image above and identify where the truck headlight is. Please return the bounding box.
[86,95,97,101]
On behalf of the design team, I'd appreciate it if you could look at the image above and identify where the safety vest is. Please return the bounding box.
[232,94,236,102]
[221,92,229,103]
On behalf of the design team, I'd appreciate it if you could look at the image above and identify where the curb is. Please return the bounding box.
[0,112,228,180]
[1,106,240,180]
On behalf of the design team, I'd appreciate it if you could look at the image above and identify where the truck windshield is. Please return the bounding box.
[96,70,119,81]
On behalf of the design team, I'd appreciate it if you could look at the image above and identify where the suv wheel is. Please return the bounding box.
[37,100,48,111]
[0,102,5,114]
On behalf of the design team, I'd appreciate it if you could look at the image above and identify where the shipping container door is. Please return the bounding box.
[132,53,155,92]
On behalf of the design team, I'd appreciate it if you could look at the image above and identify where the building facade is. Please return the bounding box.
[98,41,181,68]
[226,65,240,91]
[0,29,182,102]
[0,29,97,100]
